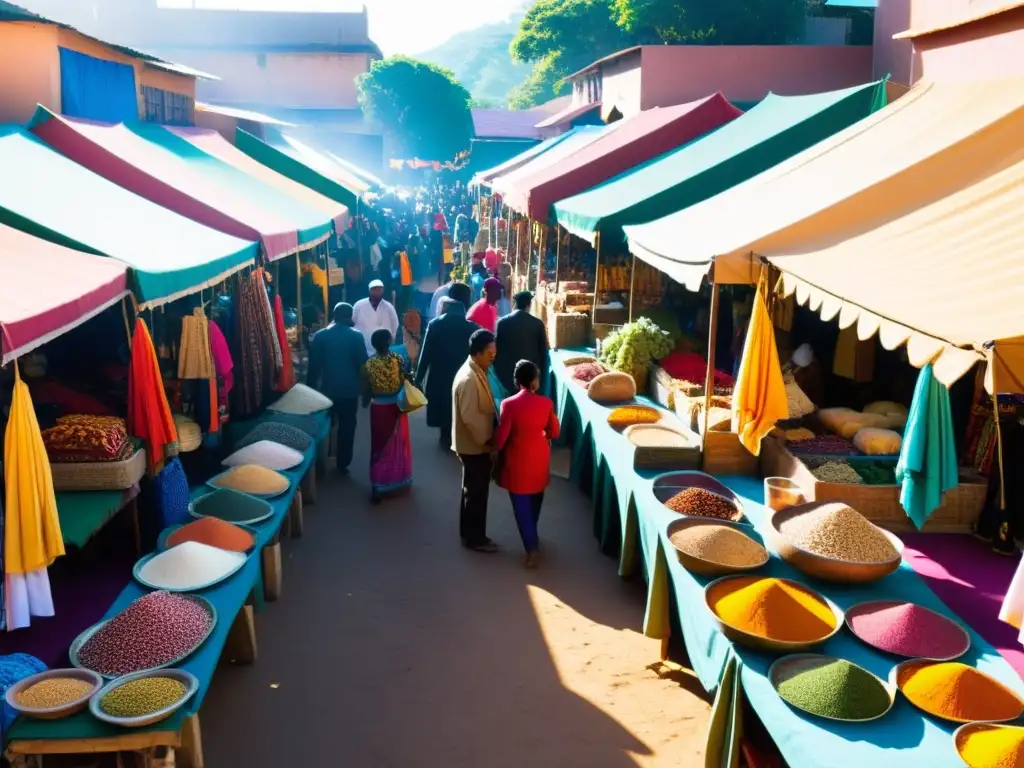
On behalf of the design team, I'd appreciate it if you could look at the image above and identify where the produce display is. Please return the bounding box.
[803,457,896,485]
[210,465,289,496]
[896,661,1024,723]
[137,541,246,591]
[607,405,661,428]
[847,601,969,659]
[658,351,735,390]
[787,434,856,456]
[76,592,214,677]
[165,517,255,553]
[818,408,891,439]
[777,505,899,563]
[853,428,903,456]
[669,524,766,567]
[707,576,837,643]
[99,677,188,718]
[599,317,673,385]
[810,460,864,484]
[665,488,741,521]
[955,724,1024,768]
[775,658,891,721]
[586,371,637,403]
[16,677,94,709]
[783,428,816,442]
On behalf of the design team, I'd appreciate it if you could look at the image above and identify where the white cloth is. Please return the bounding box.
[6,568,54,631]
[1000,554,1024,643]
[429,283,452,320]
[352,297,399,355]
[369,241,383,270]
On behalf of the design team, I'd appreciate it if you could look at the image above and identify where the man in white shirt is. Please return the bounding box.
[352,279,399,355]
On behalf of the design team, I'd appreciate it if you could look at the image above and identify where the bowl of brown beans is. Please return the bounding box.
[652,471,747,525]
[90,669,199,728]
[6,669,103,720]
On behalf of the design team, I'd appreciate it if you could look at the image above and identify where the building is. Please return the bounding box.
[0,1,205,125]
[561,45,874,122]
[18,0,385,169]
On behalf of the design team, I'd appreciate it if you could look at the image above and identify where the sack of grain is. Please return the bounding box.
[863,401,909,429]
[587,371,636,403]
[784,377,816,419]
[819,407,889,439]
[853,428,903,456]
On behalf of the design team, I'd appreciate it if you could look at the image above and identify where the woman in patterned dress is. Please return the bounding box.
[362,329,413,502]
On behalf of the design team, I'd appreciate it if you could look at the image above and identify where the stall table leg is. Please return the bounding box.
[177,716,203,768]
[261,537,283,602]
[224,605,258,664]
[301,466,317,506]
[316,437,329,479]
[289,491,304,539]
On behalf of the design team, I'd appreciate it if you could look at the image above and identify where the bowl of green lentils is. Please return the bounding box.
[6,669,103,720]
[89,669,199,728]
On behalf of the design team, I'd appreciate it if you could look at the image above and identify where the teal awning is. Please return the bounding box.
[552,80,888,243]
[0,126,258,308]
[825,0,877,8]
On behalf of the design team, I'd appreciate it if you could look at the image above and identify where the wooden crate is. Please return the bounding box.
[758,436,986,533]
[701,429,758,476]
[548,312,590,349]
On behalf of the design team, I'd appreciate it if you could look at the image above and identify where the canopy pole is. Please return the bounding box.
[628,252,637,321]
[296,252,303,350]
[702,270,720,447]
[591,232,602,326]
[121,296,133,350]
[992,366,1007,510]
[506,204,513,257]
[554,225,562,295]
[536,224,547,293]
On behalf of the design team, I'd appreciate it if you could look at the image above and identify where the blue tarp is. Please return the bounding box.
[58,47,138,123]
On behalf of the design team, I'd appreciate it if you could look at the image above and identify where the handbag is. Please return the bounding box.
[398,379,427,413]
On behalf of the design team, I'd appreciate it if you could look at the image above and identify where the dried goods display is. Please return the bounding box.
[670,524,766,567]
[607,405,662,428]
[569,361,609,389]
[847,601,969,659]
[708,576,837,643]
[896,661,1024,723]
[99,677,188,718]
[599,317,673,386]
[777,505,899,563]
[16,678,94,709]
[665,488,742,521]
[775,658,891,721]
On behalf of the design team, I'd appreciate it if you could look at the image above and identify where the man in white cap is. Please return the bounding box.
[352,279,399,356]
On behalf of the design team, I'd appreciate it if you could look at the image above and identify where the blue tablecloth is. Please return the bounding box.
[548,348,1024,768]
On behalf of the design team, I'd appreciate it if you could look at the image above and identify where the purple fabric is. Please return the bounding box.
[369,402,412,493]
[903,532,1024,679]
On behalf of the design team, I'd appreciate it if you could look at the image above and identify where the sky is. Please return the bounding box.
[157,0,524,55]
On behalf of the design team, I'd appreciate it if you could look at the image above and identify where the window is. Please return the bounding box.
[142,86,195,126]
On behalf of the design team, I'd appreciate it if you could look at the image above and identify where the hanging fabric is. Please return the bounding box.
[273,294,296,393]
[177,307,215,380]
[128,318,178,474]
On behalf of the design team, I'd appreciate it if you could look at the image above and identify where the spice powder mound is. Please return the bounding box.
[776,659,891,721]
[211,464,289,496]
[17,678,94,709]
[778,504,898,563]
[666,488,739,520]
[848,601,966,659]
[708,576,836,642]
[165,516,255,553]
[77,591,213,677]
[957,724,1024,768]
[670,525,766,567]
[897,662,1024,722]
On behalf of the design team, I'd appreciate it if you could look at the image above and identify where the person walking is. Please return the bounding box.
[466,277,503,333]
[415,282,477,449]
[306,302,368,474]
[494,360,560,568]
[453,329,499,552]
[494,290,548,396]
[362,329,413,502]
[353,279,399,356]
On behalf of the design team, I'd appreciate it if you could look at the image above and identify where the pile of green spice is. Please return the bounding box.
[776,658,891,721]
[100,677,187,718]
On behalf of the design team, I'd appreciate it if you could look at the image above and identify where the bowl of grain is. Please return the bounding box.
[667,518,769,577]
[768,501,903,584]
[90,669,199,728]
[652,471,747,525]
[5,669,103,720]
[769,654,896,723]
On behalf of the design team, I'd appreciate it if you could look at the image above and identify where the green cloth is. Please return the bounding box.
[896,363,959,529]
[825,0,877,7]
[236,129,359,210]
[56,489,136,549]
[553,80,888,243]
[0,127,258,307]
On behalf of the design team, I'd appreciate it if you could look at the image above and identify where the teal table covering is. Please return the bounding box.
[56,487,138,549]
[548,348,1024,768]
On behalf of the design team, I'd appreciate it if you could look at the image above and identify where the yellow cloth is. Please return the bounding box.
[4,362,64,574]
[177,307,215,380]
[443,247,454,265]
[833,325,876,382]
[732,277,788,456]
[307,263,329,312]
[399,251,413,286]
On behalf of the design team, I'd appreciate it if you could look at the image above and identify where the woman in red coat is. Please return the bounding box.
[494,360,561,568]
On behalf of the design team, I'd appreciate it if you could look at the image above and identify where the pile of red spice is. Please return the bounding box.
[848,600,968,659]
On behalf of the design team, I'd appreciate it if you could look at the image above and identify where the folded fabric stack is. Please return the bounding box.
[41,415,133,463]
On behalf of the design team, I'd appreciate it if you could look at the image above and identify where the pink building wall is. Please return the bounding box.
[638,46,874,111]
[872,0,915,85]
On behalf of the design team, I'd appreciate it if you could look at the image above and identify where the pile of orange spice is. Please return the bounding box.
[607,405,661,428]
[897,661,1024,723]
[956,724,1024,768]
[707,576,836,642]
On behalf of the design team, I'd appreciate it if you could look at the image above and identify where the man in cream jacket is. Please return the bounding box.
[452,328,498,552]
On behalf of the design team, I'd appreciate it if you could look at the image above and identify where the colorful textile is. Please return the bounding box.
[177,307,215,380]
[466,299,498,333]
[369,401,412,494]
[42,416,129,463]
[4,362,64,575]
[256,270,283,372]
[208,318,234,396]
[896,364,959,530]
[127,318,178,474]
[731,277,788,455]
[233,272,270,418]
[152,457,190,529]
[399,251,413,286]
[272,294,295,392]
[365,353,403,396]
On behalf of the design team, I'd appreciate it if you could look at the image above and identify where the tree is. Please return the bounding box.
[509,0,634,108]
[612,0,807,45]
[357,56,475,162]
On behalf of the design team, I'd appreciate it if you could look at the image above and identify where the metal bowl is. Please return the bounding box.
[769,654,896,723]
[891,659,1024,725]
[5,669,103,720]
[652,471,748,525]
[133,545,248,593]
[768,501,903,584]
[845,600,970,661]
[704,574,844,653]
[90,669,199,728]
[666,517,769,577]
[189,488,274,526]
[953,722,1024,766]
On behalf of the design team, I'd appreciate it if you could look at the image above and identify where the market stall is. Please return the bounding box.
[546,348,1024,768]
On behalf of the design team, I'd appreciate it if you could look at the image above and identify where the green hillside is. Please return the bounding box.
[418,15,529,108]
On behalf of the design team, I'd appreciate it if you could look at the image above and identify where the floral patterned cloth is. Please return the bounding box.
[42,416,129,463]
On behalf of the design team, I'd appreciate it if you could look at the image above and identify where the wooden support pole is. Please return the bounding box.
[295,251,303,350]
[591,232,602,326]
[554,224,562,294]
[289,491,305,538]
[506,203,513,255]
[702,272,720,446]
[536,224,547,292]
[628,251,637,322]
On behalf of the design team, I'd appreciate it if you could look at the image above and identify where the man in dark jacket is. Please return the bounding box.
[416,282,478,448]
[494,291,549,395]
[307,303,368,473]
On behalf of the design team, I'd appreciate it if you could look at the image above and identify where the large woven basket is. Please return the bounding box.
[50,448,146,492]
[548,312,590,350]
[625,425,701,470]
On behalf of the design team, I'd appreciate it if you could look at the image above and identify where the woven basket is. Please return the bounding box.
[50,448,146,492]
[174,415,202,453]
[549,313,590,350]
[625,425,701,470]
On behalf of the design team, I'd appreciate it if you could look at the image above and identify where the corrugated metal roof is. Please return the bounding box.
[472,109,543,140]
